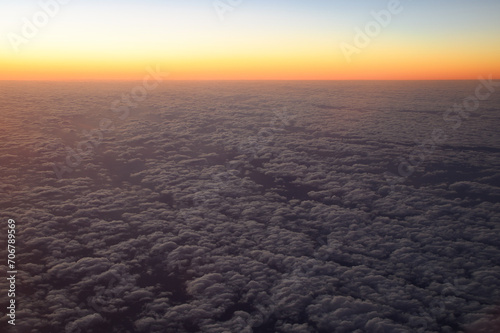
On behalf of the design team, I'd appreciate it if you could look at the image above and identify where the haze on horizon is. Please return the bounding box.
[1,0,499,80]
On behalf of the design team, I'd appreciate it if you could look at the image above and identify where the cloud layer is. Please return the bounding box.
[1,81,499,332]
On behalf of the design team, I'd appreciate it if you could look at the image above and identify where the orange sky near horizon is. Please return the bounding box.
[2,56,498,81]
[1,1,499,81]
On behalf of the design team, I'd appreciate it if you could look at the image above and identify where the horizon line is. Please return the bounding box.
[0,78,486,82]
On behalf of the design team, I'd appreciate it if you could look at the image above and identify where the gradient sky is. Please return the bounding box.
[1,0,499,80]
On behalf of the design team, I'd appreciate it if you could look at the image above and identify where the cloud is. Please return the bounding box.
[2,81,500,332]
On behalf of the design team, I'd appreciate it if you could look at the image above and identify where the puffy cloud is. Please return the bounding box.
[2,81,500,332]
[65,313,105,333]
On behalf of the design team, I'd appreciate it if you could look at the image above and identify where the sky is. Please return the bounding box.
[0,0,499,80]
